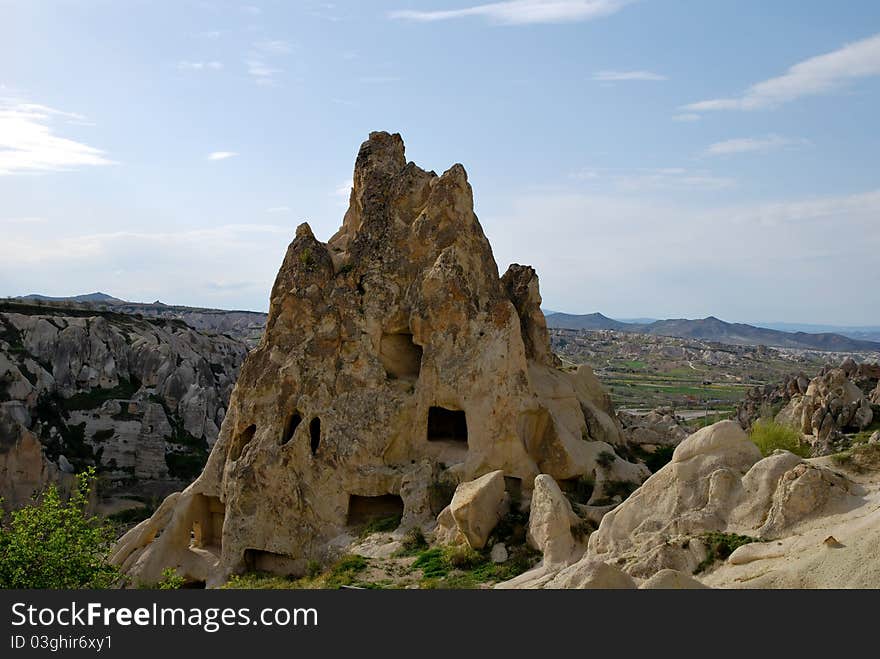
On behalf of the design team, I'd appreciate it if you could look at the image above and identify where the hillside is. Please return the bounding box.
[11,294,268,347]
[0,300,248,512]
[546,312,880,352]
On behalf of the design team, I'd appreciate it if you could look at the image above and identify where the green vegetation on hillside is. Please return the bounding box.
[0,468,119,589]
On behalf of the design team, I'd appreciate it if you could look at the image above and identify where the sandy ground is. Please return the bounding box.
[704,458,880,589]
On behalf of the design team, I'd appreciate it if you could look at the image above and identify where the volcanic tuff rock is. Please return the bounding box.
[112,132,647,586]
[0,302,246,506]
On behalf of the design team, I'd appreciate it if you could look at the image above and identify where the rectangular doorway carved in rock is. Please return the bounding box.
[427,406,468,443]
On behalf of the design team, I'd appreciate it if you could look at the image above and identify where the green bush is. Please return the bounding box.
[157,567,185,590]
[749,418,810,458]
[0,468,120,588]
[693,532,761,574]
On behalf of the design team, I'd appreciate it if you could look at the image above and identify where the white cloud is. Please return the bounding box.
[672,113,700,122]
[266,206,291,213]
[207,151,238,160]
[684,32,880,112]
[571,166,735,192]
[253,40,292,55]
[0,100,115,175]
[592,70,666,81]
[705,134,807,156]
[177,60,223,71]
[389,0,632,25]
[246,40,291,85]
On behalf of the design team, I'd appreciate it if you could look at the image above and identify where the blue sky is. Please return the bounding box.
[1,0,878,325]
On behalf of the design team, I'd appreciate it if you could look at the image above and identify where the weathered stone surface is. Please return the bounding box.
[448,470,507,549]
[639,569,709,589]
[0,407,74,508]
[0,303,247,503]
[619,408,689,448]
[527,474,582,566]
[544,559,636,589]
[114,132,647,585]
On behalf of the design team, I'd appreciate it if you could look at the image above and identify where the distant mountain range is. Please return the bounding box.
[20,292,127,304]
[545,312,880,352]
[12,292,267,347]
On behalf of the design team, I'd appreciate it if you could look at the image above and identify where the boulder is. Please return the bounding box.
[544,559,636,589]
[526,474,582,566]
[639,569,709,589]
[448,470,507,549]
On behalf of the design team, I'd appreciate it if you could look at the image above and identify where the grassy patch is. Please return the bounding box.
[410,543,539,589]
[749,418,810,458]
[359,513,402,538]
[223,554,370,590]
[831,443,880,474]
[397,527,428,555]
[693,531,761,574]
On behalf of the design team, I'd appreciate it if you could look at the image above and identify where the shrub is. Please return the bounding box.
[693,531,761,574]
[400,527,428,553]
[596,450,617,468]
[157,567,185,590]
[0,468,119,588]
[749,418,810,458]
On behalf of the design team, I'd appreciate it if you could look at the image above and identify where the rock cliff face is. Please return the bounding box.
[0,302,247,507]
[113,132,647,586]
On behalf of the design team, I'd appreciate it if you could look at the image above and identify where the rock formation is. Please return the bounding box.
[495,419,880,589]
[737,359,880,456]
[0,302,246,507]
[112,132,647,586]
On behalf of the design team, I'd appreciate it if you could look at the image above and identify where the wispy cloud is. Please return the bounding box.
[358,75,401,84]
[684,32,880,112]
[246,39,292,85]
[389,0,632,25]
[0,100,115,175]
[672,113,700,122]
[705,135,807,156]
[570,166,735,192]
[253,39,292,55]
[241,5,262,15]
[207,151,238,161]
[177,60,223,71]
[266,206,290,213]
[592,70,666,82]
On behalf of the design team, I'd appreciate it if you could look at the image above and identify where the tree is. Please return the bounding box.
[0,468,120,589]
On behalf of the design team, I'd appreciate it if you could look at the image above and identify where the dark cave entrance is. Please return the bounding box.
[346,494,405,527]
[280,411,302,445]
[427,406,468,444]
[309,417,321,456]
